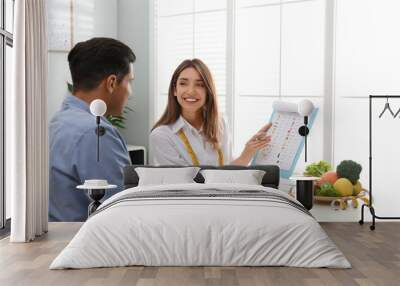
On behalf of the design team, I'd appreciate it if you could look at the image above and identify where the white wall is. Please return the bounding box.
[48,0,150,156]
[117,0,150,149]
[326,0,400,221]
[48,0,118,121]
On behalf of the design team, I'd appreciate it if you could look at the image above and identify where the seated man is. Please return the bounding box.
[49,37,135,222]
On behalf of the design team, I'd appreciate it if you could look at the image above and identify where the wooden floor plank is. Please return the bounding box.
[0,222,399,286]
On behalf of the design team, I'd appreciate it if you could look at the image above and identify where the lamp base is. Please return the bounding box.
[87,189,105,216]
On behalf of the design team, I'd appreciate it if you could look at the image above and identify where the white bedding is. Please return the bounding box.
[50,183,351,269]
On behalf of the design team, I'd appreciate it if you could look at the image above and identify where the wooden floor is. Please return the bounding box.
[0,222,399,286]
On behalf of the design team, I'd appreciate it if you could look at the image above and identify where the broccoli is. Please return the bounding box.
[315,183,342,197]
[304,160,332,177]
[336,160,362,184]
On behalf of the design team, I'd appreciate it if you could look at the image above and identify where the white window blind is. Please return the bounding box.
[5,44,12,220]
[154,0,227,120]
[235,0,326,173]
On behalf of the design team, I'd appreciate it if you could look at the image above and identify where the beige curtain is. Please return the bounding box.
[6,0,48,242]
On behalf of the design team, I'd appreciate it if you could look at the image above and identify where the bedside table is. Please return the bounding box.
[289,176,319,210]
[77,183,117,216]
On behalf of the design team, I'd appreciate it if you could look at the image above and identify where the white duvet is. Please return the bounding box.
[50,183,351,269]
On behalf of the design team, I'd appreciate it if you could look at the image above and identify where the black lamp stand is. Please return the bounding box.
[298,116,310,162]
[87,189,105,216]
[296,179,314,210]
[95,116,106,162]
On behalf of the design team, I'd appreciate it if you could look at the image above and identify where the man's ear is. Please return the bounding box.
[106,75,117,94]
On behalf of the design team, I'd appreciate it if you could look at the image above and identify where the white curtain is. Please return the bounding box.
[6,0,48,242]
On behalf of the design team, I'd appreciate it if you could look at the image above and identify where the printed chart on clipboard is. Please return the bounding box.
[252,103,318,179]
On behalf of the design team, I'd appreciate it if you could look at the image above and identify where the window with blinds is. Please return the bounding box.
[152,0,328,169]
[154,0,227,119]
[1,0,14,229]
[235,0,327,171]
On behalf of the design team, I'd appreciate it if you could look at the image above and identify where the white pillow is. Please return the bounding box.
[200,169,266,185]
[135,167,200,186]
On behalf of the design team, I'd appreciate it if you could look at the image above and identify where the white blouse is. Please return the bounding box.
[149,116,232,166]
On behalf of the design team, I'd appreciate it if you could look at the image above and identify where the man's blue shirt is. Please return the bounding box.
[49,94,131,222]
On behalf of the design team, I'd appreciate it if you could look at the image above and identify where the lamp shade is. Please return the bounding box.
[90,99,107,117]
[298,99,314,117]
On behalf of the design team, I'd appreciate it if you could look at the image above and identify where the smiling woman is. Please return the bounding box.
[149,58,272,167]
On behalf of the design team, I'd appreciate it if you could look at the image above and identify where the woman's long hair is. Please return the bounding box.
[152,59,221,149]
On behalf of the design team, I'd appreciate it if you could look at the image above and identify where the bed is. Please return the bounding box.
[50,165,351,269]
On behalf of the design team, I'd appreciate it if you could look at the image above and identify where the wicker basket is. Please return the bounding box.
[314,189,369,210]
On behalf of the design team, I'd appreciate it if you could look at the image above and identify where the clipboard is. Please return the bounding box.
[252,102,319,179]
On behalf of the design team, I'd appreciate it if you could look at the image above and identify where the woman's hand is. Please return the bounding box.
[231,123,272,166]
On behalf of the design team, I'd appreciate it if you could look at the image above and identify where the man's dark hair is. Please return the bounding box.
[68,37,136,92]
